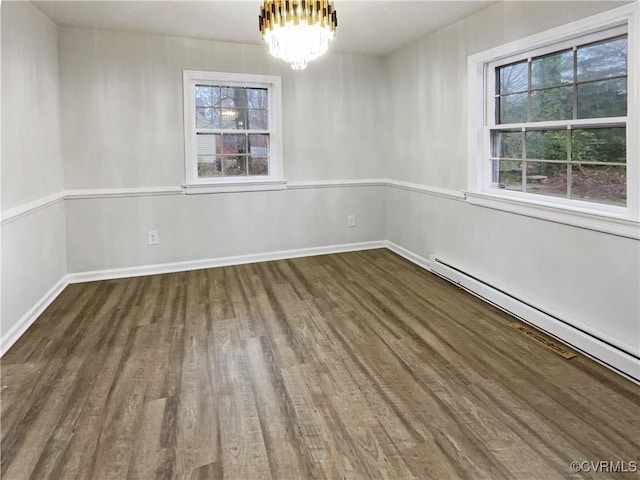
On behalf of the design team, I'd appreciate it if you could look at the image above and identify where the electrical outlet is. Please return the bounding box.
[147,230,159,245]
[347,215,356,227]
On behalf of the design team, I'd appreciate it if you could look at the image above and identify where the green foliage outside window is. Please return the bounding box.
[492,35,627,205]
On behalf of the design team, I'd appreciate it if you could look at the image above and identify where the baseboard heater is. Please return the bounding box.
[428,255,640,383]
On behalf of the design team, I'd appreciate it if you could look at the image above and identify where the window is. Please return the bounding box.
[183,71,284,193]
[490,32,628,206]
[467,4,639,237]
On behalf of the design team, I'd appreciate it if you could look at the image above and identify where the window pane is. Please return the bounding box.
[221,134,247,154]
[577,78,627,118]
[220,87,236,105]
[249,156,269,175]
[498,93,527,124]
[219,108,249,129]
[195,85,220,107]
[571,127,626,163]
[196,134,221,155]
[198,157,222,177]
[196,86,208,107]
[196,107,219,128]
[221,87,249,108]
[571,164,626,205]
[577,37,627,82]
[498,61,528,94]
[232,87,248,106]
[530,87,573,121]
[247,88,268,109]
[222,156,247,176]
[247,109,268,130]
[525,162,567,198]
[217,92,239,129]
[234,109,248,129]
[219,94,234,108]
[491,159,522,191]
[492,131,522,158]
[526,130,568,160]
[248,134,269,156]
[531,50,573,89]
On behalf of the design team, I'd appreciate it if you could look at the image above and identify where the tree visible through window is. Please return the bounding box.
[183,71,283,190]
[196,85,270,178]
[490,34,628,206]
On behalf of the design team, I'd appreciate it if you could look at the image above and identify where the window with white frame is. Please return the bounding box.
[489,30,628,206]
[183,71,283,192]
[468,4,639,234]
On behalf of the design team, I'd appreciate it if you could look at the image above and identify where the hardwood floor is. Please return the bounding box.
[1,249,638,479]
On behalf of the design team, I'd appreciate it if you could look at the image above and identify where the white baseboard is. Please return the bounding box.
[0,275,69,357]
[428,255,640,383]
[67,240,387,284]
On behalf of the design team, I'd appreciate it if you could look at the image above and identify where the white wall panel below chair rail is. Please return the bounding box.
[63,185,387,273]
[1,203,68,352]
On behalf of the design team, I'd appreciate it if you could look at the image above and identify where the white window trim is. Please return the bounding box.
[183,70,285,194]
[467,3,640,238]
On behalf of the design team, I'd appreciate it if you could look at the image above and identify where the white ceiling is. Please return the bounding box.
[32,0,496,57]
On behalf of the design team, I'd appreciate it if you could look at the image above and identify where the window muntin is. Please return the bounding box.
[488,32,628,207]
[183,71,283,188]
[195,85,270,178]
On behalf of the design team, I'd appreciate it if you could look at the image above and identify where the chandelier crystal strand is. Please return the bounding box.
[259,0,337,70]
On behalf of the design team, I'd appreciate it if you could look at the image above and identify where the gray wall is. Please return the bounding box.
[383,1,639,356]
[59,27,385,188]
[65,188,385,273]
[58,27,388,274]
[1,1,638,363]
[1,2,67,338]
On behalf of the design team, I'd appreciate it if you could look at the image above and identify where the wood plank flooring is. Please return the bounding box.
[1,249,639,479]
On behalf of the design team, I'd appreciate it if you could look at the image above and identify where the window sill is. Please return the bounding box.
[464,191,639,240]
[184,179,287,194]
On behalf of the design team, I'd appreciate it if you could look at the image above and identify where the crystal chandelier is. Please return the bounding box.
[259,0,338,70]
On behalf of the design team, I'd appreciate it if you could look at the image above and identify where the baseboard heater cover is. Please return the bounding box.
[428,255,640,383]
